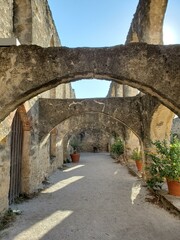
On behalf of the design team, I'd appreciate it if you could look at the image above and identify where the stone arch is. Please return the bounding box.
[44,112,143,163]
[38,95,158,142]
[0,43,180,122]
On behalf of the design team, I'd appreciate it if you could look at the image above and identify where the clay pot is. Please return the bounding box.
[135,160,143,172]
[70,153,80,163]
[166,178,180,196]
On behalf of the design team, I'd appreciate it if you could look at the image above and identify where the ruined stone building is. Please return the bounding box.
[0,0,76,213]
[0,0,180,216]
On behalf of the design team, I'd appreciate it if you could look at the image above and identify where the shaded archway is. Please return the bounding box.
[41,111,143,165]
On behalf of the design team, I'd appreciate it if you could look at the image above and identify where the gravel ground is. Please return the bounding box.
[0,152,180,240]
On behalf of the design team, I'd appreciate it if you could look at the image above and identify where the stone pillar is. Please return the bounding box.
[123,85,139,97]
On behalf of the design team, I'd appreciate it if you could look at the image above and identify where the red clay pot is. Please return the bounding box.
[166,178,180,196]
[135,160,143,172]
[70,153,80,163]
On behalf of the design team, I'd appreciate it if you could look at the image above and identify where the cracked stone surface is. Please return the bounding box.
[1,152,179,240]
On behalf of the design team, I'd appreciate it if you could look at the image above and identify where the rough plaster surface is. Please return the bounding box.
[1,153,179,240]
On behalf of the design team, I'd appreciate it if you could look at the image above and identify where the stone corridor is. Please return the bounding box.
[1,153,179,240]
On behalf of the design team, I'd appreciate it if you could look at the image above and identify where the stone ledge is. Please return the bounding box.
[126,163,180,217]
[0,38,20,46]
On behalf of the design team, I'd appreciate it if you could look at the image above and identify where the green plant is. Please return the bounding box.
[146,137,180,189]
[0,209,16,231]
[69,137,81,153]
[131,148,142,161]
[111,138,124,156]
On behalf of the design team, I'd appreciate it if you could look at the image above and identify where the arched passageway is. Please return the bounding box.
[38,94,159,142]
[0,43,180,122]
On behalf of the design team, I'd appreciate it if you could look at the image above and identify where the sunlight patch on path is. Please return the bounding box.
[42,176,84,193]
[14,210,73,240]
[63,164,85,172]
[131,181,142,204]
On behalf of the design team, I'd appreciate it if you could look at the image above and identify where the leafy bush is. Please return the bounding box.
[111,138,124,156]
[146,137,180,189]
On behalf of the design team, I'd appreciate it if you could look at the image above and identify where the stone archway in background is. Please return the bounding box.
[38,95,159,145]
[44,112,143,164]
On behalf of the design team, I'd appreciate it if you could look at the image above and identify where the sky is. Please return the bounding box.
[48,0,180,98]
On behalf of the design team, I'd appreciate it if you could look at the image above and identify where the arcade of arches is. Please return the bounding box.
[0,0,179,215]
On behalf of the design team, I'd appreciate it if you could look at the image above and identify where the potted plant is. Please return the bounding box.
[69,137,81,163]
[146,137,180,196]
[131,148,143,172]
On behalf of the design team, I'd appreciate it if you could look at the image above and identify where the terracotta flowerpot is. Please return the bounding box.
[166,178,180,196]
[135,160,143,172]
[70,153,80,163]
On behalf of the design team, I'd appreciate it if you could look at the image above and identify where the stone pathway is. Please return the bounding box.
[1,152,180,240]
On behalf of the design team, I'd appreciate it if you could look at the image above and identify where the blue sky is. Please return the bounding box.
[48,0,180,98]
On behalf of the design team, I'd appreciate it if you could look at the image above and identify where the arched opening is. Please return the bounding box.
[42,111,143,169]
[72,79,110,98]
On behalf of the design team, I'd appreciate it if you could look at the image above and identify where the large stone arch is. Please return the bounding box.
[38,94,159,142]
[0,43,180,122]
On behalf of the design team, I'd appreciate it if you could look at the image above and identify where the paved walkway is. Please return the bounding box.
[1,152,180,240]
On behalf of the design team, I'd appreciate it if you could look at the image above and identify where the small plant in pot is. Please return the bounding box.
[146,137,180,196]
[131,148,143,172]
[69,137,81,163]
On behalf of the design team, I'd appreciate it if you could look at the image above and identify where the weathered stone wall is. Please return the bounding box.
[32,0,60,47]
[0,0,74,214]
[150,104,174,141]
[171,118,180,139]
[0,0,13,38]
[80,129,109,152]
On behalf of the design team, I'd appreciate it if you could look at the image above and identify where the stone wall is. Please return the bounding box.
[0,0,74,214]
[171,118,180,139]
[0,0,13,38]
[80,129,109,152]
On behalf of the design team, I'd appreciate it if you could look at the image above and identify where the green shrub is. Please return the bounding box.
[111,138,124,156]
[146,137,180,189]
